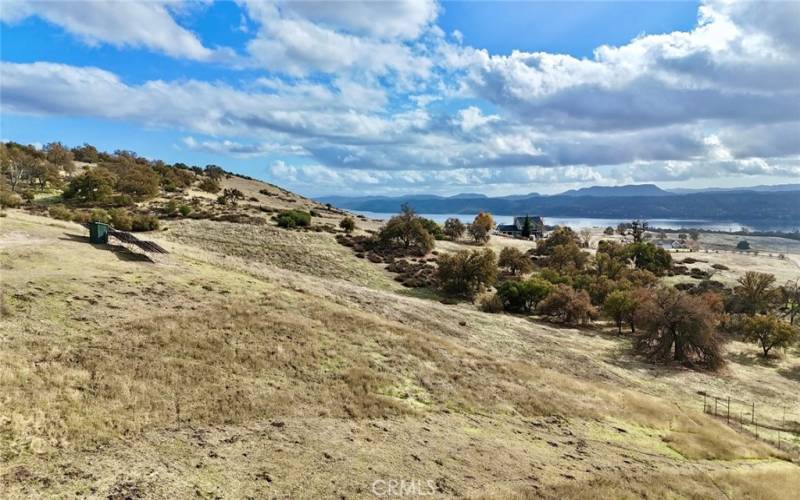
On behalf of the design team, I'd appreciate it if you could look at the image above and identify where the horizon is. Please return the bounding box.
[2,1,800,197]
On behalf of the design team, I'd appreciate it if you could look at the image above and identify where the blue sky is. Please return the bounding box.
[1,1,799,197]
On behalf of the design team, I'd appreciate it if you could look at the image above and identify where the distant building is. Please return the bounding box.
[496,216,544,239]
[656,239,686,250]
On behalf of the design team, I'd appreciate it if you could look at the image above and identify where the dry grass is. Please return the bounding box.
[2,210,799,498]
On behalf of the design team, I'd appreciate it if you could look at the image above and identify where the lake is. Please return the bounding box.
[350,211,799,233]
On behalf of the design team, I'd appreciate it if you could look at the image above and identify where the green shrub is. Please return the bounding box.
[20,190,35,203]
[49,204,73,220]
[310,209,320,217]
[109,208,133,230]
[131,214,160,231]
[163,199,178,215]
[111,194,135,207]
[62,167,116,203]
[276,210,311,228]
[496,277,553,314]
[90,208,110,223]
[436,248,497,298]
[179,204,192,216]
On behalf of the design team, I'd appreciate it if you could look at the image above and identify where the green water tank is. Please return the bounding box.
[89,222,109,244]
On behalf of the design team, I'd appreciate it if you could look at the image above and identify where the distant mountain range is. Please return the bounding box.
[318,184,800,223]
[561,184,671,197]
[667,183,800,194]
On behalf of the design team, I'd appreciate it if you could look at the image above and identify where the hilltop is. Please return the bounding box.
[1,152,800,498]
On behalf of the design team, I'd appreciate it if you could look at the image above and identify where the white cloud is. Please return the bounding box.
[182,136,307,158]
[453,0,800,131]
[279,0,438,40]
[241,0,434,77]
[2,0,799,195]
[0,0,219,61]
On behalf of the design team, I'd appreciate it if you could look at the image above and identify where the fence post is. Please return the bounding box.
[703,394,707,413]
[727,397,730,424]
[752,402,755,424]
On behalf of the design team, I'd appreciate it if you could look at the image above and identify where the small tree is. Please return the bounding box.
[603,289,635,334]
[689,230,700,242]
[628,242,672,276]
[443,217,466,241]
[496,277,552,314]
[44,142,75,174]
[217,188,244,205]
[521,215,532,238]
[603,226,615,236]
[733,271,777,316]
[579,228,592,248]
[779,279,799,325]
[742,314,797,357]
[536,226,580,255]
[633,288,724,369]
[62,167,116,203]
[115,164,160,199]
[737,240,750,250]
[72,143,100,163]
[436,248,496,298]
[537,284,597,325]
[204,164,225,180]
[378,204,434,256]
[631,220,648,242]
[339,216,356,233]
[468,212,494,244]
[498,246,533,276]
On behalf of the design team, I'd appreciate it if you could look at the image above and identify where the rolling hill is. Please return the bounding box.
[2,173,799,498]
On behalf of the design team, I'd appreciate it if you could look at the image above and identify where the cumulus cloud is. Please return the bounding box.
[240,0,435,78]
[0,0,220,61]
[279,0,438,40]
[2,0,799,195]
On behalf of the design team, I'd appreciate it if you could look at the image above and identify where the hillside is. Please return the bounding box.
[2,171,800,498]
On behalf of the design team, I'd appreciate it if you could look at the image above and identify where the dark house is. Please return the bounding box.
[496,216,544,239]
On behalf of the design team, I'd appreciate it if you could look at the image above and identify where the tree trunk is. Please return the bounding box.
[673,331,685,362]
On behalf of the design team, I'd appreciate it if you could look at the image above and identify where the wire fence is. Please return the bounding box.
[701,393,800,456]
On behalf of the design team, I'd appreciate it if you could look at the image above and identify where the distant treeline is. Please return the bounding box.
[649,226,800,242]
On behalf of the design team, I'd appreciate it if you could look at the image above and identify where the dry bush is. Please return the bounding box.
[537,284,597,325]
[478,292,504,313]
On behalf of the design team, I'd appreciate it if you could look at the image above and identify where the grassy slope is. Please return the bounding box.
[1,206,799,499]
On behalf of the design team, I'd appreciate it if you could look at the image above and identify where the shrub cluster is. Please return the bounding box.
[276,210,311,228]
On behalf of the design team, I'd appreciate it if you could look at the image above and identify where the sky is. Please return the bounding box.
[1,1,799,197]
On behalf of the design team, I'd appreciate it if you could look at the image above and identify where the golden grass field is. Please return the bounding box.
[2,185,800,498]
